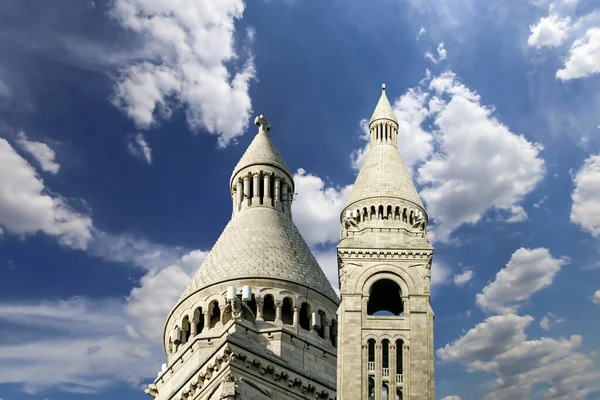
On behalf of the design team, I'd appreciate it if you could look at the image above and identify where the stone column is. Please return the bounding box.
[293,306,300,327]
[323,319,331,340]
[252,172,260,205]
[275,301,282,324]
[403,297,409,316]
[190,319,197,337]
[203,311,210,331]
[243,175,251,209]
[256,299,264,321]
[404,344,409,395]
[375,343,382,400]
[236,179,243,210]
[390,344,396,396]
[273,177,281,210]
[263,172,272,207]
[362,344,368,400]
[281,182,289,215]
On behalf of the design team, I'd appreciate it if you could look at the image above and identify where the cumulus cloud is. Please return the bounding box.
[453,269,473,286]
[109,0,256,147]
[442,396,461,400]
[557,28,600,80]
[432,260,452,288]
[418,72,545,241]
[593,290,600,304]
[438,312,600,399]
[291,168,353,246]
[16,131,60,174]
[0,138,92,249]
[528,13,571,48]
[417,26,426,40]
[476,248,568,314]
[0,249,207,394]
[570,154,600,237]
[127,133,152,164]
[425,42,448,63]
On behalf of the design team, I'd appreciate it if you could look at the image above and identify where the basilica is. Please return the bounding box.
[144,85,435,400]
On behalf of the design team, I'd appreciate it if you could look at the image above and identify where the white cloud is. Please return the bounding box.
[291,168,353,246]
[432,260,452,288]
[570,154,600,237]
[425,42,448,63]
[442,396,461,400]
[533,195,548,208]
[16,131,60,174]
[127,133,152,164]
[528,13,571,48]
[593,290,600,304]
[438,312,600,399]
[313,247,339,295]
[417,26,426,40]
[453,269,473,286]
[0,249,207,394]
[540,312,566,330]
[110,0,256,147]
[557,27,600,80]
[417,72,545,241]
[476,248,568,314]
[437,314,534,365]
[0,138,92,249]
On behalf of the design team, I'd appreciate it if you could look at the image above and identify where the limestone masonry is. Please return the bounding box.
[144,85,435,400]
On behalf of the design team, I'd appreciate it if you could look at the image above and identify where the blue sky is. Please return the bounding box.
[1,0,600,399]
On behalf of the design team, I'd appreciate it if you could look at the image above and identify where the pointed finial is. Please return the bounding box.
[382,83,386,92]
[254,114,271,134]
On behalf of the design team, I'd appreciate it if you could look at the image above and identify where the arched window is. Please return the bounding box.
[330,319,338,347]
[182,316,190,343]
[368,339,376,369]
[209,300,220,328]
[382,383,389,400]
[382,339,389,369]
[402,208,407,223]
[194,307,204,334]
[222,305,232,325]
[396,339,403,377]
[317,310,326,338]
[395,207,400,220]
[367,279,403,316]
[387,205,392,220]
[368,376,375,400]
[282,297,294,325]
[263,294,276,321]
[299,302,311,330]
[378,205,384,219]
[370,206,376,220]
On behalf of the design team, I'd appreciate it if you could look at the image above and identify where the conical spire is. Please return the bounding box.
[369,84,398,125]
[344,84,424,211]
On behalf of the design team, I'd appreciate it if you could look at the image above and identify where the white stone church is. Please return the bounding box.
[144,85,435,400]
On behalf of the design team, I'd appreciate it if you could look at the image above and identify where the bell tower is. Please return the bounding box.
[336,85,435,400]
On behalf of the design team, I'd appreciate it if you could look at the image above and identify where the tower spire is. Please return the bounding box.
[369,83,399,147]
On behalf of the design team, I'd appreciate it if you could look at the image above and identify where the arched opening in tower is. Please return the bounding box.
[299,302,311,330]
[368,376,375,400]
[367,279,403,316]
[209,300,220,328]
[263,295,276,322]
[281,297,293,325]
[330,319,338,347]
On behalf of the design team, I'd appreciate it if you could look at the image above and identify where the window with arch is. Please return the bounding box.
[194,307,204,335]
[368,376,375,400]
[396,339,404,376]
[368,339,375,366]
[263,294,276,322]
[182,316,190,343]
[299,302,311,330]
[317,310,326,338]
[330,319,338,347]
[281,297,294,325]
[367,279,404,316]
[244,294,257,322]
[209,300,220,328]
[382,383,389,399]
[382,339,390,370]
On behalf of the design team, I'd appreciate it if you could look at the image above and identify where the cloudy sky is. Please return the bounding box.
[0,0,600,399]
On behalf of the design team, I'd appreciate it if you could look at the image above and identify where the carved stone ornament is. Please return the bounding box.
[220,373,237,399]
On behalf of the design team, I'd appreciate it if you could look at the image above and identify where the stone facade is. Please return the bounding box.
[144,87,435,400]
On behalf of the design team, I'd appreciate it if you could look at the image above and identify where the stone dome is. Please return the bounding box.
[181,206,338,302]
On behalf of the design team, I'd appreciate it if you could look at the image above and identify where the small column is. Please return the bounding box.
[403,297,409,316]
[275,301,283,324]
[256,298,264,321]
[293,306,300,327]
[263,172,272,206]
[404,344,409,394]
[281,182,289,214]
[375,343,382,400]
[362,344,369,400]
[236,179,243,210]
[252,172,261,204]
[243,174,251,208]
[203,311,211,330]
[323,319,331,340]
[274,176,281,210]
[390,344,397,395]
[190,319,198,337]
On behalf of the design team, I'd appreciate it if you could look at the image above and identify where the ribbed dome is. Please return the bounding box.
[181,207,338,301]
[230,130,292,185]
[345,142,424,210]
[369,84,398,125]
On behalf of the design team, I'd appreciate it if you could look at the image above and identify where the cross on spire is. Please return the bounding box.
[254,114,271,134]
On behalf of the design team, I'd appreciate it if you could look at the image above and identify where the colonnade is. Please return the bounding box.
[233,171,293,215]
